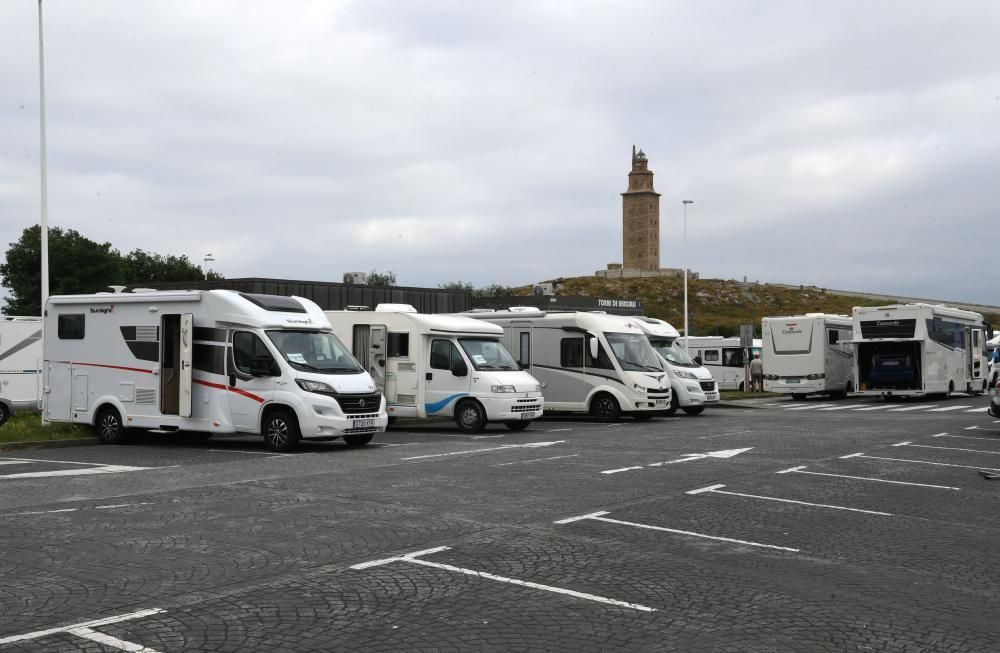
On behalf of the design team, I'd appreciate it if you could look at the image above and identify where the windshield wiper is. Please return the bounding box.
[290,360,323,371]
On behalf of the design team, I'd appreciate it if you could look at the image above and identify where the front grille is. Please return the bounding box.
[344,426,379,434]
[647,392,670,400]
[699,381,716,391]
[512,402,542,413]
[333,393,382,414]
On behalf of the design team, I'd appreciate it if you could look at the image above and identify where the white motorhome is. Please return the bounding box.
[684,336,758,391]
[633,317,718,415]
[0,316,42,425]
[325,305,544,433]
[851,303,988,398]
[464,310,671,421]
[761,314,854,399]
[43,290,387,450]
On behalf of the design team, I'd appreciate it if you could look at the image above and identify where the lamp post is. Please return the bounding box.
[682,200,693,350]
[38,0,49,314]
[203,253,215,279]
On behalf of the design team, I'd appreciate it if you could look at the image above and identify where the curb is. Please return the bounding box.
[0,437,99,451]
[715,401,768,410]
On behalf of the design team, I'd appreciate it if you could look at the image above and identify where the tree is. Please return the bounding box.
[0,226,123,315]
[366,269,397,286]
[123,249,220,285]
[438,281,475,293]
[0,225,224,315]
[476,283,514,298]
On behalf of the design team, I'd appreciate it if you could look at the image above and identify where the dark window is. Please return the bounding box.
[587,335,615,369]
[388,332,409,358]
[722,348,744,368]
[926,319,965,349]
[828,330,839,345]
[430,339,460,370]
[233,332,274,375]
[703,350,720,363]
[519,332,530,367]
[58,314,85,340]
[561,337,584,367]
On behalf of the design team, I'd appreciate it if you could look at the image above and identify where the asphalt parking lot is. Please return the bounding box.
[2,395,999,651]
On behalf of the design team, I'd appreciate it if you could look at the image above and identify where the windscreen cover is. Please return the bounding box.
[769,320,814,355]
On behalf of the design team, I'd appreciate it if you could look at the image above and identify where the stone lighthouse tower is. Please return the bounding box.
[621,146,661,270]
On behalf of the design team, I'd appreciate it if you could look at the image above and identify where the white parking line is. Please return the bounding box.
[67,627,160,652]
[785,404,834,411]
[887,404,939,412]
[13,508,78,515]
[554,511,799,552]
[0,465,152,480]
[698,430,752,439]
[351,545,655,612]
[491,454,580,467]
[775,465,960,490]
[964,408,986,413]
[932,433,999,442]
[207,449,297,456]
[685,484,894,516]
[817,404,867,411]
[851,405,894,412]
[0,608,164,648]
[927,406,973,412]
[544,428,574,433]
[964,426,981,430]
[0,456,125,466]
[400,441,565,461]
[892,441,1000,455]
[839,452,1000,473]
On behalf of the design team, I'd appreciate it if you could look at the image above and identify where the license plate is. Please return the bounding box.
[786,378,801,384]
[352,418,377,429]
[520,412,533,420]
[655,399,668,407]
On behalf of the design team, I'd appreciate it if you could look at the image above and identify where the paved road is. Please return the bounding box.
[1,395,999,651]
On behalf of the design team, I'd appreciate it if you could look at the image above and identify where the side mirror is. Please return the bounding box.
[451,359,468,377]
[250,356,274,377]
[589,337,600,361]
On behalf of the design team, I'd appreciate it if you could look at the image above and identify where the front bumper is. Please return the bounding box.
[298,394,388,438]
[481,393,544,421]
[764,380,824,394]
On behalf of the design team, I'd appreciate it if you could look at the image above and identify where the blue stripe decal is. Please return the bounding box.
[425,393,468,414]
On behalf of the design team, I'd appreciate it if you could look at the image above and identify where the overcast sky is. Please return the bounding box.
[1,1,998,303]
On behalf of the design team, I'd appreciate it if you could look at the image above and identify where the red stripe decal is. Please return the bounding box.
[193,378,265,403]
[73,362,154,374]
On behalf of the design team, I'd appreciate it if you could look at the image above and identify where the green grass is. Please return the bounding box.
[0,412,92,444]
[720,390,780,400]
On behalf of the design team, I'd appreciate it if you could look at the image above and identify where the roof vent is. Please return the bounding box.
[375,303,417,313]
[108,285,126,294]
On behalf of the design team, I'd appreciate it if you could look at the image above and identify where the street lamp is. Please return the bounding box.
[682,200,693,350]
[203,253,215,279]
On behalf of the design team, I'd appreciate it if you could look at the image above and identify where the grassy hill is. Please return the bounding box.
[524,275,1000,337]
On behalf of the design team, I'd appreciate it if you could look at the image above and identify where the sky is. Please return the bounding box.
[1,1,998,303]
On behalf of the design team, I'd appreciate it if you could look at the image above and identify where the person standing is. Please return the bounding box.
[750,353,764,392]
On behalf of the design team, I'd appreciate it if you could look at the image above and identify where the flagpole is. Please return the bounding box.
[38,0,50,425]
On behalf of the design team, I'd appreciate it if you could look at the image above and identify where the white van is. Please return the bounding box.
[464,309,671,421]
[761,314,854,399]
[0,316,42,426]
[633,317,718,415]
[43,289,387,450]
[326,305,544,433]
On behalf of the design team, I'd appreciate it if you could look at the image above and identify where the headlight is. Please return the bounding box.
[534,384,543,393]
[296,379,335,393]
[675,370,697,379]
[633,384,647,395]
[491,385,516,393]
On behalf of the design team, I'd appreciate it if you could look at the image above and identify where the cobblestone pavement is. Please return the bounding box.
[1,394,999,651]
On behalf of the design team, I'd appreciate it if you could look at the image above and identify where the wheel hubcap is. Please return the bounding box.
[268,420,288,446]
[460,409,477,428]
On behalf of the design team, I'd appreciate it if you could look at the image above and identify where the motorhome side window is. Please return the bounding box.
[519,333,530,367]
[828,329,839,345]
[703,350,720,363]
[559,337,613,369]
[722,348,744,368]
[58,314,85,340]
[926,319,965,349]
[430,339,460,370]
[233,332,275,375]
[388,332,409,358]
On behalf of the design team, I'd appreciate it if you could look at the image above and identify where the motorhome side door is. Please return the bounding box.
[368,325,387,393]
[512,321,532,370]
[179,314,193,417]
[971,328,982,380]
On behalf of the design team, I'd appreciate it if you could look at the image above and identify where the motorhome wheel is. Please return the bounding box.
[663,392,678,417]
[455,400,487,434]
[96,407,126,445]
[590,393,621,422]
[682,406,705,416]
[344,433,374,447]
[504,420,530,431]
[263,410,301,452]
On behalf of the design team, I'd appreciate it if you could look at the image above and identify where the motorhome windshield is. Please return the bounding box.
[266,330,362,374]
[458,337,520,371]
[606,332,664,372]
[649,338,699,368]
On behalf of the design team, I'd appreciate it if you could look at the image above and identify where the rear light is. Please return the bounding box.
[805,373,826,380]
